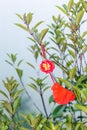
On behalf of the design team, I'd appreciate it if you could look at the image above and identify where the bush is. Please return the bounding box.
[1,0,87,129]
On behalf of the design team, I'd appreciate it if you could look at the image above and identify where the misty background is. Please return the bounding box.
[0,0,71,114]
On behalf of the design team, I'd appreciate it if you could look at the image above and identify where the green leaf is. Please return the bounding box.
[75,122,82,130]
[43,126,51,130]
[27,37,36,43]
[17,59,23,67]
[76,10,84,25]
[74,86,87,101]
[0,90,8,99]
[13,97,21,113]
[52,105,66,118]
[34,51,39,60]
[66,60,73,68]
[39,28,49,42]
[81,0,87,12]
[60,79,74,89]
[56,6,67,15]
[26,12,33,25]
[5,60,13,66]
[81,31,87,38]
[11,53,17,63]
[27,62,36,69]
[33,21,44,29]
[69,67,76,81]
[16,13,23,20]
[15,23,29,32]
[2,101,13,114]
[52,16,57,23]
[32,114,42,128]
[18,127,29,130]
[68,49,76,59]
[75,104,87,113]
[43,86,50,92]
[49,95,54,104]
[28,83,38,92]
[68,0,74,11]
[13,89,24,99]
[16,68,23,78]
[22,114,31,125]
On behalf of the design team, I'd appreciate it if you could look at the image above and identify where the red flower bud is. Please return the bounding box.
[51,83,75,105]
[40,60,55,74]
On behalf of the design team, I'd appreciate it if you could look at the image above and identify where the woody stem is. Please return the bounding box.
[40,87,48,118]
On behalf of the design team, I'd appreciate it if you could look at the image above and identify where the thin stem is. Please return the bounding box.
[19,78,42,113]
[80,110,83,122]
[39,87,48,118]
[27,25,69,75]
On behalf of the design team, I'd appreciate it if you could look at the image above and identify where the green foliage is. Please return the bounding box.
[1,0,87,129]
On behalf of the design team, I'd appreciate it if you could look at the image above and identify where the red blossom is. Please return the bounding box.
[40,60,55,73]
[51,83,75,105]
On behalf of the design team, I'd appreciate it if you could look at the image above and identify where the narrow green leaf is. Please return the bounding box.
[66,60,73,68]
[68,0,74,11]
[5,60,13,66]
[32,114,42,128]
[81,1,87,12]
[13,89,24,99]
[19,127,29,130]
[11,53,17,63]
[0,90,8,99]
[49,95,54,104]
[39,28,49,42]
[59,78,74,89]
[52,16,57,23]
[2,101,13,114]
[28,83,38,92]
[43,126,51,130]
[69,67,76,81]
[27,62,36,69]
[13,97,21,113]
[17,59,23,67]
[16,68,23,78]
[27,37,36,43]
[75,104,87,113]
[22,114,31,125]
[43,86,50,92]
[56,6,67,15]
[68,49,76,59]
[15,23,29,32]
[34,51,39,60]
[26,13,33,25]
[52,105,66,118]
[16,13,23,20]
[76,10,84,25]
[33,21,44,29]
[81,31,87,38]
[75,122,82,130]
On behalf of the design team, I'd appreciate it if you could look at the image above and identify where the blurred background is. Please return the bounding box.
[0,0,69,114]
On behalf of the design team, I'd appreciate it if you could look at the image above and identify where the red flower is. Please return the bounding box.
[51,83,75,105]
[40,60,55,74]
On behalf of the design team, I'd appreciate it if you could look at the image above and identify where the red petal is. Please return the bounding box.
[51,83,75,105]
[40,60,55,73]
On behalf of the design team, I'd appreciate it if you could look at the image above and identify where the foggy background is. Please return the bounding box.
[0,0,72,114]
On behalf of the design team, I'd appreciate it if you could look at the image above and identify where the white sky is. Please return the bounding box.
[0,0,68,78]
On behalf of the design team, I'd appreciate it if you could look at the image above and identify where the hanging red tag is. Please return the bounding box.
[51,83,75,105]
[40,60,55,74]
